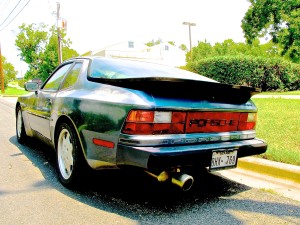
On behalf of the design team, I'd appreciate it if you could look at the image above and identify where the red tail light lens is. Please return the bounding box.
[123,110,185,135]
[122,110,257,135]
[238,113,257,130]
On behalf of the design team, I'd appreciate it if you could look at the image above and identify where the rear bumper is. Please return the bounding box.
[116,138,267,171]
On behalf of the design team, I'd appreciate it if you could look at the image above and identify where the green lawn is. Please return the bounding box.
[259,90,300,95]
[253,98,300,166]
[2,87,28,96]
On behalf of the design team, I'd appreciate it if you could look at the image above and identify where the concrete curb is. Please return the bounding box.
[238,157,300,184]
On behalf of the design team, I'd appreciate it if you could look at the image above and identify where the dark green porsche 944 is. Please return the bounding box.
[16,57,267,191]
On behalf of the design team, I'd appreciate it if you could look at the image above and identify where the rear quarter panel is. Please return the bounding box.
[51,81,156,168]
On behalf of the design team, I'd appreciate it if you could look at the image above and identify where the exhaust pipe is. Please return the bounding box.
[145,171,194,191]
[171,173,194,192]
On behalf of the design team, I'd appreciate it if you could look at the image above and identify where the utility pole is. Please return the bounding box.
[183,22,196,60]
[0,42,4,93]
[57,2,62,64]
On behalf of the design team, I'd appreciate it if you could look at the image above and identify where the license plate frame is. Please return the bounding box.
[209,149,238,171]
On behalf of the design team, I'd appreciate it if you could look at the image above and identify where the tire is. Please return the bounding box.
[56,122,86,187]
[16,106,27,144]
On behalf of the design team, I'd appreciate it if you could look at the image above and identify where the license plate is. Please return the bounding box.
[209,149,238,171]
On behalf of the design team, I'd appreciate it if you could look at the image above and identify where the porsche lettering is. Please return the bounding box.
[189,119,237,127]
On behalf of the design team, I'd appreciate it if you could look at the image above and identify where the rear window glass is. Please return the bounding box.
[89,58,216,82]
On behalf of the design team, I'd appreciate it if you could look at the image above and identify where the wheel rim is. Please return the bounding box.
[17,110,22,138]
[57,128,74,180]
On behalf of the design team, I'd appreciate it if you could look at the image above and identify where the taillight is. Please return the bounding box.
[126,110,154,122]
[122,110,257,135]
[123,110,186,135]
[238,113,257,130]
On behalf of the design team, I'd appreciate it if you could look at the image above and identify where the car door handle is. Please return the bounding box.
[46,98,53,105]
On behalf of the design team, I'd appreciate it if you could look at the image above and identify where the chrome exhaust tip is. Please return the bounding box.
[145,170,194,191]
[171,173,194,192]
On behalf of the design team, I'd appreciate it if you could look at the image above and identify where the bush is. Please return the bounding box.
[18,79,26,88]
[188,56,300,91]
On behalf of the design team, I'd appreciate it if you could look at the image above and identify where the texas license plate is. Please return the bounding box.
[209,149,238,171]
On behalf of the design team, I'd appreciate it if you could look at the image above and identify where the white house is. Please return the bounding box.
[147,42,186,67]
[83,41,186,67]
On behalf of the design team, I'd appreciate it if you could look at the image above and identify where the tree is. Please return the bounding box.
[187,38,281,63]
[168,41,175,46]
[0,56,18,88]
[2,56,18,81]
[190,40,215,61]
[179,44,188,52]
[145,38,163,47]
[15,23,47,79]
[242,0,300,62]
[15,23,79,81]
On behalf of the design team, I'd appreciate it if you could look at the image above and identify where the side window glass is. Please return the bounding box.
[61,62,83,90]
[42,64,72,91]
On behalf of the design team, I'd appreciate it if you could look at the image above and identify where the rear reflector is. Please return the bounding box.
[93,138,115,148]
[122,110,257,135]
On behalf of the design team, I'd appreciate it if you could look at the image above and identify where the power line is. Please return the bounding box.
[0,0,30,31]
[0,0,10,13]
[0,0,23,27]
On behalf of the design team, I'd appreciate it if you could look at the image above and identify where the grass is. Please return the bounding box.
[2,87,28,96]
[253,98,300,166]
[259,90,300,95]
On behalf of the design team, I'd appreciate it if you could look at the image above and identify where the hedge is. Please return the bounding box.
[188,56,300,91]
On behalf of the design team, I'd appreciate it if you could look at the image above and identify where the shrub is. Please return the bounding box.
[188,56,300,91]
[18,79,26,88]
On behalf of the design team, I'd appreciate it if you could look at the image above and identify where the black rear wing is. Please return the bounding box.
[88,77,261,104]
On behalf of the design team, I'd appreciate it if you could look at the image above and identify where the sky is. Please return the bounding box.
[0,0,251,76]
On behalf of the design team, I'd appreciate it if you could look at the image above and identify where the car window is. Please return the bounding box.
[61,62,83,90]
[42,63,73,91]
[89,58,216,82]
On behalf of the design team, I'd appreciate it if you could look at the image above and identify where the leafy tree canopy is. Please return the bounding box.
[145,39,186,49]
[0,55,18,88]
[179,44,188,52]
[242,0,300,62]
[15,23,79,81]
[168,41,175,46]
[145,38,163,47]
[2,55,18,81]
[188,39,281,63]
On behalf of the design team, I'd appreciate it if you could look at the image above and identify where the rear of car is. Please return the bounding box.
[117,109,266,171]
[16,57,267,191]
[87,58,267,190]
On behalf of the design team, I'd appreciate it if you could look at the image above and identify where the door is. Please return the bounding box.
[28,63,73,139]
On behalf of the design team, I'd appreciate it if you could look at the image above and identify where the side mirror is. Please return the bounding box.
[25,82,39,92]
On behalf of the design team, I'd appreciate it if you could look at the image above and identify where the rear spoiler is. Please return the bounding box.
[88,77,261,104]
